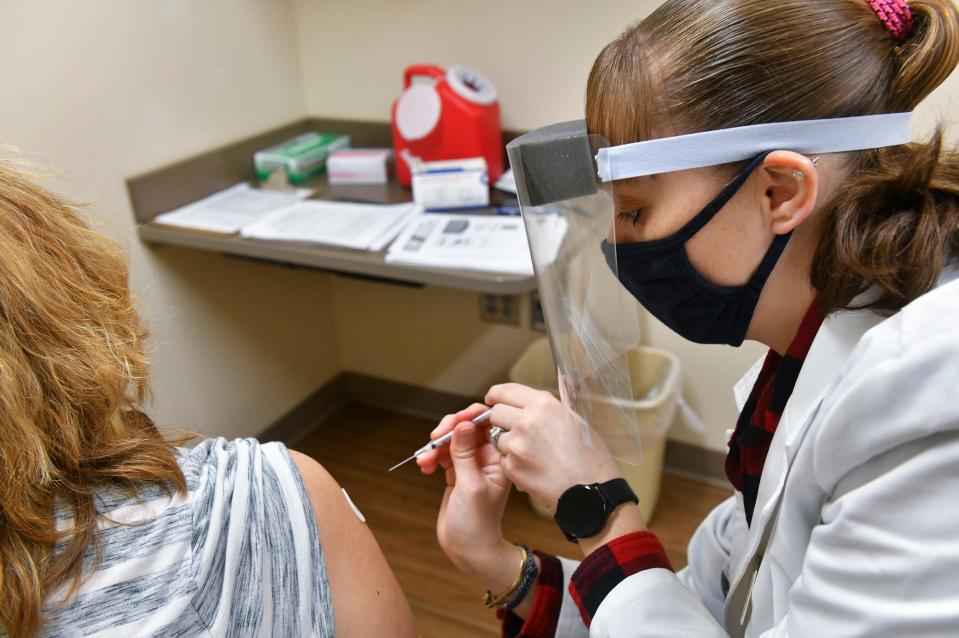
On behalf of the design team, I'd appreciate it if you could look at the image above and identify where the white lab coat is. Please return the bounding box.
[549,269,959,637]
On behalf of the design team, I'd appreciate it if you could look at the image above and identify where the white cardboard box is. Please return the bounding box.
[411,157,490,210]
[327,148,393,185]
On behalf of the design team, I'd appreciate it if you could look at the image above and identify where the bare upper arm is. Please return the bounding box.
[289,450,417,638]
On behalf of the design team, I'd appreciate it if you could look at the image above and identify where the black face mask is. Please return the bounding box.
[601,151,792,347]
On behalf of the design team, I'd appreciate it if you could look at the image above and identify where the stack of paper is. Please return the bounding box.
[386,211,544,275]
[151,183,312,234]
[240,200,419,251]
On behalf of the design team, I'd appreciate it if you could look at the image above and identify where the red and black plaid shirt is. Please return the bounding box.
[502,301,824,637]
[725,300,824,524]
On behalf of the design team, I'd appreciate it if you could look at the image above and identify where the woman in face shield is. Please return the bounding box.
[419,0,959,636]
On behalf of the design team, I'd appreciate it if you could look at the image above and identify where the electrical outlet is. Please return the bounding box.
[530,291,546,332]
[479,294,521,326]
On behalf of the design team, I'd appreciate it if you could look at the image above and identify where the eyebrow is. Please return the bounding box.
[613,175,656,202]
[619,174,656,188]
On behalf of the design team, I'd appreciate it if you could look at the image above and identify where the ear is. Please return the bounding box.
[756,151,819,235]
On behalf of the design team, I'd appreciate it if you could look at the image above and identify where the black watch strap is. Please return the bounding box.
[598,478,639,509]
[554,478,639,543]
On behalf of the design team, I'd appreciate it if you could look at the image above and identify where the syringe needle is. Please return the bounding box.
[388,454,419,472]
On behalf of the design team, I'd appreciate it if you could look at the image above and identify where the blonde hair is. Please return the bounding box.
[0,160,186,637]
[587,0,959,315]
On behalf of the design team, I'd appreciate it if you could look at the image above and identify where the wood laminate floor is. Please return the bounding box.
[295,404,732,638]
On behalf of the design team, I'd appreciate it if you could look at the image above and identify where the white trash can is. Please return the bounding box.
[508,337,681,524]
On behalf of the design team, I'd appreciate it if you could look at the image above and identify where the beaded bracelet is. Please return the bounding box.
[483,545,528,609]
[503,545,539,611]
[481,544,541,610]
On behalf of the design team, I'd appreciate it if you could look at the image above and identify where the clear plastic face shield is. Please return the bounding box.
[508,121,646,464]
[506,113,913,465]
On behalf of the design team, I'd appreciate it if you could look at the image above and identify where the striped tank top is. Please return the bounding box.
[27,438,335,637]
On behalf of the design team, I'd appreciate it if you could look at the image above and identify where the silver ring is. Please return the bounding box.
[489,426,505,454]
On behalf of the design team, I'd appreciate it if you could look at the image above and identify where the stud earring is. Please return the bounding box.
[795,156,820,182]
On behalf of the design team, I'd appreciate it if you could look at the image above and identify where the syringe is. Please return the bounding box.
[388,409,496,472]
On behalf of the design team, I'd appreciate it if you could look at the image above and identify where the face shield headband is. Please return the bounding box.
[594,112,913,181]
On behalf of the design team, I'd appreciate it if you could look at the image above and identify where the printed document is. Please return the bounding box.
[240,200,419,251]
[151,183,312,234]
[386,211,559,275]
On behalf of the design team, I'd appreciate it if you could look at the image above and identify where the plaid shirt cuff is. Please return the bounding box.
[499,551,563,638]
[568,531,673,628]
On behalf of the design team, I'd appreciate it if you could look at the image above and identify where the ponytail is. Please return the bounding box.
[812,0,959,314]
[813,132,959,314]
[891,0,959,111]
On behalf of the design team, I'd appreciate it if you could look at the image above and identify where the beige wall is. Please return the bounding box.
[331,278,542,398]
[295,0,959,452]
[293,0,649,131]
[0,1,342,438]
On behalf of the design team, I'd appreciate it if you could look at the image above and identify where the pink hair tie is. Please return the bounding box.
[867,0,915,42]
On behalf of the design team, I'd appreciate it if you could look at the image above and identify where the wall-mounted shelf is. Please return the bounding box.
[126,118,535,294]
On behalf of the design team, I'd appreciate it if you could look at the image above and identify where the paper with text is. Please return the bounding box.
[152,183,312,234]
[240,200,419,251]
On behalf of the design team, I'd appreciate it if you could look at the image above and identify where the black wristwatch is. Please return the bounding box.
[553,478,638,543]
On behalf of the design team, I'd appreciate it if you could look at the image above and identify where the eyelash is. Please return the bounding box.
[617,210,643,225]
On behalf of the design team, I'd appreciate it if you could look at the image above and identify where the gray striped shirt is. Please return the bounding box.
[33,438,335,637]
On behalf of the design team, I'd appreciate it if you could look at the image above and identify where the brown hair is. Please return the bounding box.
[587,0,959,315]
[0,159,187,637]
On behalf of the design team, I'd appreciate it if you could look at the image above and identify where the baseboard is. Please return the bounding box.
[663,440,729,488]
[341,372,480,421]
[258,374,349,447]
[262,371,729,486]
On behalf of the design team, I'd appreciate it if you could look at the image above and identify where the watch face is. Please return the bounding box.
[554,484,608,539]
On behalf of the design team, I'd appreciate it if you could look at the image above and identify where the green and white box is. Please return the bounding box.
[254,132,350,185]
